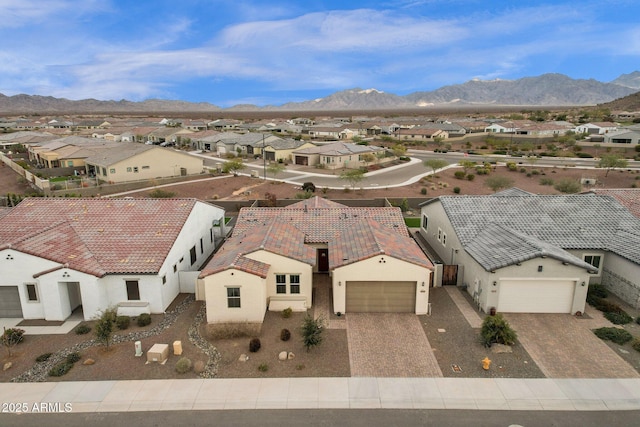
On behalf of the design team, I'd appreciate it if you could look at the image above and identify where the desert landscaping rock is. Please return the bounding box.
[238,354,248,362]
[287,352,295,360]
[491,344,513,354]
[3,362,12,371]
[82,358,95,365]
[278,351,287,361]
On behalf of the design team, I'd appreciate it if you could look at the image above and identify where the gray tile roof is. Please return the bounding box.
[435,193,640,266]
[292,141,383,156]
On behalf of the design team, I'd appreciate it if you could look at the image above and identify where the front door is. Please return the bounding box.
[317,248,329,272]
[442,265,458,286]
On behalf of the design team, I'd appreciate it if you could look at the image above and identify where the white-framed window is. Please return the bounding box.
[133,166,139,173]
[276,274,287,294]
[25,283,39,302]
[126,280,140,300]
[584,254,602,274]
[227,287,241,308]
[290,274,300,294]
[437,228,442,242]
[110,168,115,174]
[442,233,447,246]
[422,215,428,230]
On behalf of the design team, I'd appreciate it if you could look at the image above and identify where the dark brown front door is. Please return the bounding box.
[317,248,329,272]
[442,265,458,286]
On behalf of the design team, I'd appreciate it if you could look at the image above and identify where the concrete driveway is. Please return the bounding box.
[346,313,443,377]
[505,310,640,379]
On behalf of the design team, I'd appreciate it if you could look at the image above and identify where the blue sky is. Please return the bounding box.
[1,0,638,107]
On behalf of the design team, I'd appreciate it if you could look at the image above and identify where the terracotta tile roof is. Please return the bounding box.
[287,197,347,209]
[0,198,201,277]
[329,218,433,269]
[200,221,315,278]
[590,189,640,218]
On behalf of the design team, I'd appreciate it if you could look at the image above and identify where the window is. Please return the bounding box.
[190,246,197,266]
[437,228,442,242]
[422,215,428,230]
[442,233,447,246]
[110,168,115,174]
[162,275,166,285]
[68,161,73,167]
[127,167,132,172]
[200,238,204,254]
[584,255,602,273]
[26,283,38,302]
[142,165,150,169]
[126,280,140,300]
[102,167,107,176]
[133,167,139,173]
[276,274,287,294]
[227,287,240,308]
[173,264,177,273]
[210,228,214,243]
[290,275,300,294]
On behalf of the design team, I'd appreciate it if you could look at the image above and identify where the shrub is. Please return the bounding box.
[454,171,466,179]
[531,169,540,175]
[295,191,313,199]
[48,362,73,377]
[75,324,91,335]
[282,307,293,318]
[540,177,554,186]
[280,328,291,341]
[633,339,640,353]
[66,352,81,364]
[301,315,325,352]
[420,187,427,195]
[506,162,517,171]
[480,313,517,347]
[175,357,193,374]
[466,174,475,181]
[588,296,625,314]
[116,316,130,330]
[258,363,268,372]
[604,311,633,325]
[148,189,176,198]
[137,313,152,327]
[301,182,316,193]
[453,187,461,194]
[554,178,581,194]
[588,284,609,299]
[593,327,633,345]
[36,352,53,363]
[249,337,261,353]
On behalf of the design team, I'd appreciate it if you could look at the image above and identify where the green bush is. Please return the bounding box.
[36,352,53,363]
[604,311,633,325]
[137,313,152,327]
[454,171,466,179]
[506,162,517,171]
[48,362,73,377]
[593,327,633,345]
[539,177,554,186]
[632,339,640,352]
[480,313,517,347]
[66,352,81,364]
[588,284,609,299]
[280,328,291,341]
[116,316,131,330]
[258,363,268,372]
[175,357,192,374]
[282,307,293,318]
[420,187,427,195]
[74,324,91,335]
[466,174,475,181]
[249,337,261,353]
[587,296,625,314]
[453,187,461,194]
[148,189,176,198]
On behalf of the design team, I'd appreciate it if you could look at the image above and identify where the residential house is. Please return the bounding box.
[398,128,449,141]
[263,139,316,163]
[575,122,618,135]
[84,143,204,183]
[603,129,640,145]
[291,141,385,169]
[198,197,433,333]
[0,198,225,320]
[28,136,120,169]
[419,190,640,313]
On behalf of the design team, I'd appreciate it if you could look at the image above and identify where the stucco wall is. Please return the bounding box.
[102,148,203,183]
[420,202,465,267]
[331,255,431,315]
[202,269,267,324]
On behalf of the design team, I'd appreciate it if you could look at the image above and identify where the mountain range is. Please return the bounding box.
[1,72,639,114]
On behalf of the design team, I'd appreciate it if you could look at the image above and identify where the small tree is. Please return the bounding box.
[485,175,514,192]
[458,160,476,175]
[598,154,628,177]
[360,153,376,166]
[391,144,407,158]
[94,308,117,348]
[222,158,245,174]
[553,178,582,194]
[339,168,365,189]
[424,158,449,176]
[267,162,286,179]
[480,314,517,347]
[2,327,25,356]
[301,315,325,352]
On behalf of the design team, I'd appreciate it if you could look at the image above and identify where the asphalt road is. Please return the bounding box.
[2,409,638,427]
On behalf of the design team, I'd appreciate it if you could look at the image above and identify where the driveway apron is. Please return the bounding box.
[346,313,443,377]
[505,312,640,378]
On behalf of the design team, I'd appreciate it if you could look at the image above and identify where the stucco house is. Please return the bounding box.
[292,141,385,169]
[419,189,640,313]
[0,198,225,321]
[84,143,204,183]
[198,197,433,334]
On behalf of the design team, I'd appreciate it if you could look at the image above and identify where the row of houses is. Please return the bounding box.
[2,190,639,333]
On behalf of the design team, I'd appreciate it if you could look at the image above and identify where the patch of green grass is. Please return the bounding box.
[404,217,421,227]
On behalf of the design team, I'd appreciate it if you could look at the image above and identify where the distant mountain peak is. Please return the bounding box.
[357,88,384,94]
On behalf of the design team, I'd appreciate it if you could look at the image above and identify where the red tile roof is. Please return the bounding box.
[591,189,640,218]
[0,198,201,277]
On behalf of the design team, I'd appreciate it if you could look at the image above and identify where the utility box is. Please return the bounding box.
[147,343,169,364]
[173,340,183,356]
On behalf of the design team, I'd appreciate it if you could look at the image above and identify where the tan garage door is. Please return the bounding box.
[346,281,416,313]
[0,286,23,318]
[497,279,576,313]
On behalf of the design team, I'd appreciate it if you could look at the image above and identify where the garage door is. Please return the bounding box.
[497,280,576,313]
[295,156,308,165]
[0,286,23,318]
[346,281,416,313]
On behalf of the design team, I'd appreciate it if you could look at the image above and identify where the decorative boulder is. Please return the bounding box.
[238,354,248,362]
[287,352,295,360]
[278,351,288,361]
[3,362,12,371]
[83,358,95,365]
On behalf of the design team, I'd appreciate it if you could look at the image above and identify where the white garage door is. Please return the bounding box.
[497,279,576,313]
[346,281,416,313]
[0,286,24,318]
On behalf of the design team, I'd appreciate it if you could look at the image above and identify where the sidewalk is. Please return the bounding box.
[2,377,639,412]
